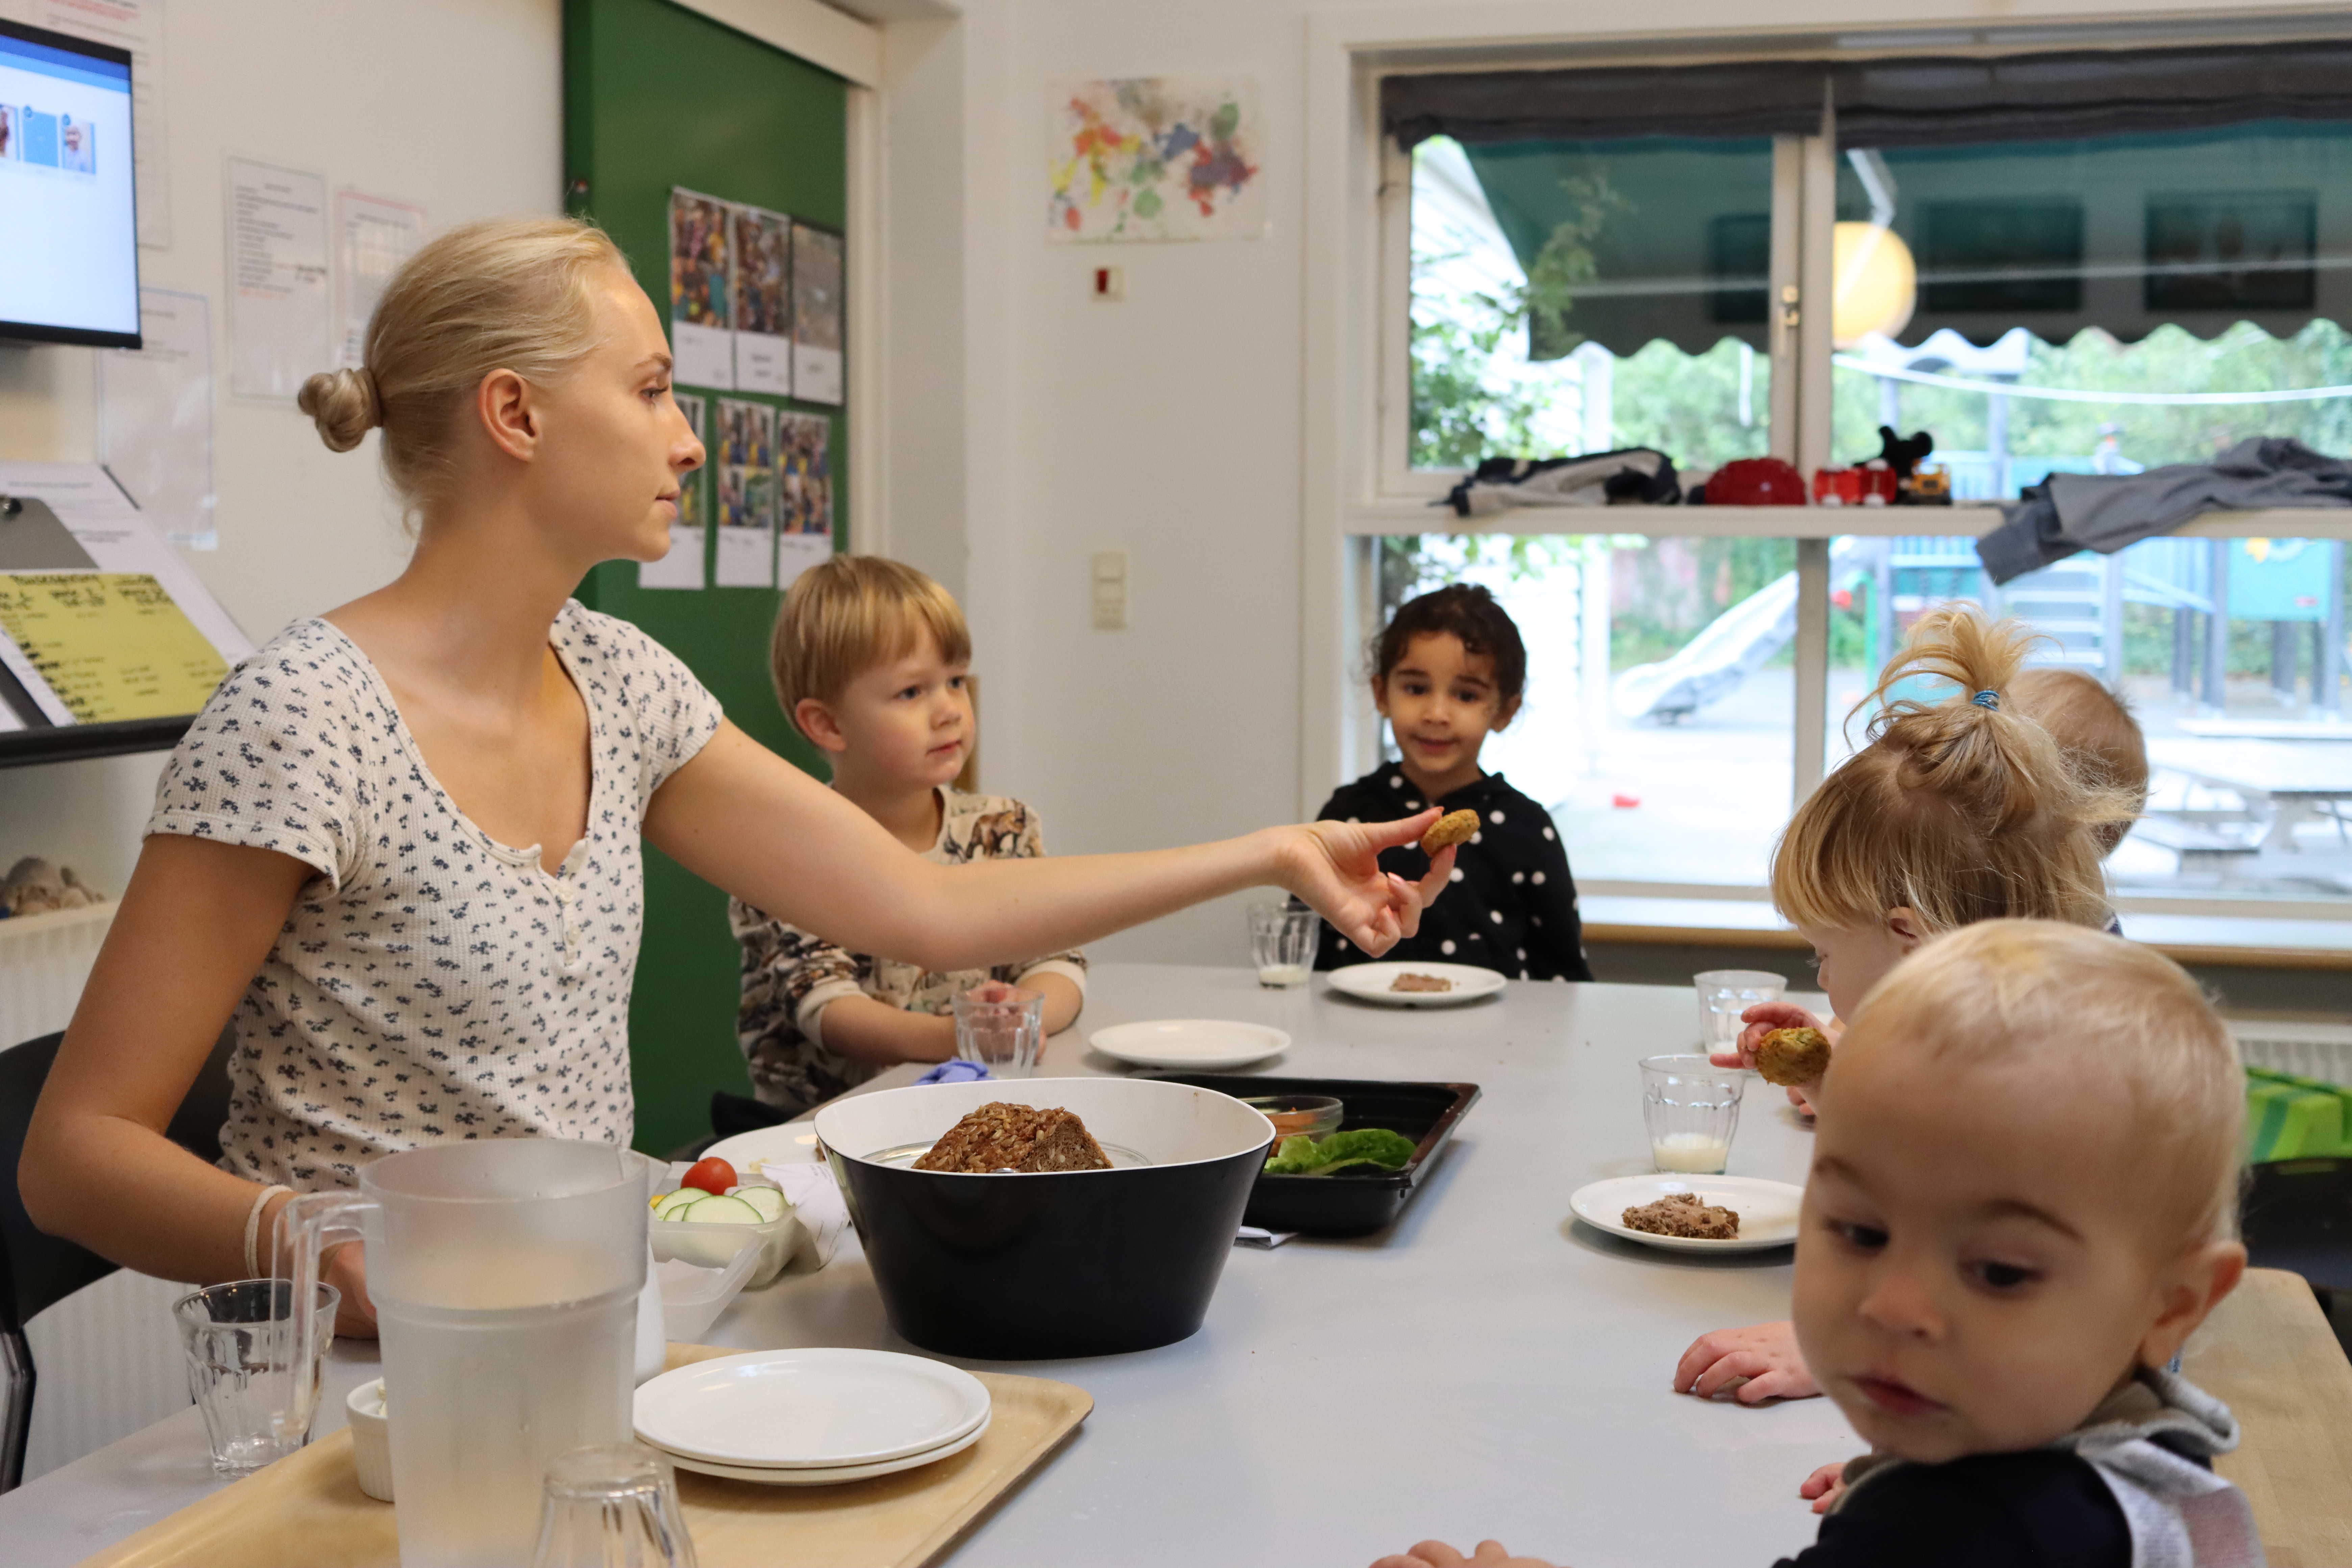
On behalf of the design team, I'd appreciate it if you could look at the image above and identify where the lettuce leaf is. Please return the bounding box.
[1262,1127,1418,1175]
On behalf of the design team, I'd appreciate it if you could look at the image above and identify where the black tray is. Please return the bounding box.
[1136,1073,1479,1237]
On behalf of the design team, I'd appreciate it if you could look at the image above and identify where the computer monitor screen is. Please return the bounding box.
[0,19,138,348]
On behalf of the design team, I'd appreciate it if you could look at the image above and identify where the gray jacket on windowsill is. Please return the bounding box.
[1977,437,2352,585]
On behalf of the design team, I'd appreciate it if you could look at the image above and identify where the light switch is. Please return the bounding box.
[1092,265,1125,301]
[1091,550,1127,630]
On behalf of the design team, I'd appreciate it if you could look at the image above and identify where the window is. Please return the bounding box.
[1374,534,1795,887]
[1353,38,2352,915]
[1830,123,2352,497]
[1408,136,1777,476]
[1828,532,2351,902]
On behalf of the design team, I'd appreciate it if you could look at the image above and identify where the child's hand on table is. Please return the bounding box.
[1672,1319,1817,1403]
[1371,1541,1567,1568]
[1800,1460,1849,1515]
[1713,1003,1836,1116]
[1280,811,1455,956]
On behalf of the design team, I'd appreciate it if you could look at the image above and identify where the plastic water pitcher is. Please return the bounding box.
[273,1140,648,1568]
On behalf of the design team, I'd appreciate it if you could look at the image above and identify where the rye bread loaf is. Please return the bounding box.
[913,1102,1112,1173]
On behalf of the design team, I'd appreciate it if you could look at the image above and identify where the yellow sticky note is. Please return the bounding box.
[0,572,230,724]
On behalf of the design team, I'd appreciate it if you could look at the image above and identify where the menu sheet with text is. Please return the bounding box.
[0,571,229,723]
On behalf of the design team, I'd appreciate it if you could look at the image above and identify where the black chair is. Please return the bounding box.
[0,1027,233,1492]
[2241,1155,2352,1357]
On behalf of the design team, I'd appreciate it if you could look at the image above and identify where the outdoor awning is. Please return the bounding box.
[1391,44,2352,357]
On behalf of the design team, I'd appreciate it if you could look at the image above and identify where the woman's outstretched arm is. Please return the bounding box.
[647,722,1453,970]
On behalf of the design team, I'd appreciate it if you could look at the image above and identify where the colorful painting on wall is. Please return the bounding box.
[1047,78,1264,243]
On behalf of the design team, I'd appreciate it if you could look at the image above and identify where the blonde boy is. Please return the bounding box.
[2011,666,2151,856]
[730,557,1084,1116]
[1378,921,2259,1568]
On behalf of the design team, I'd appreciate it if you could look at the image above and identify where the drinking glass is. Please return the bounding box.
[1693,969,1786,1052]
[530,1443,697,1568]
[1248,903,1318,988]
[952,981,1045,1079]
[1639,1054,1746,1175]
[173,1279,340,1475]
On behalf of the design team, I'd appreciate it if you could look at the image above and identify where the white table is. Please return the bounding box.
[1,965,1854,1568]
[2149,736,2352,852]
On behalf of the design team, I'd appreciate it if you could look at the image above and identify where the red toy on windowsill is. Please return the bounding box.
[1702,457,1808,506]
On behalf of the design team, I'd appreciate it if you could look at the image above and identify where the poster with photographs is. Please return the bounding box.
[714,398,776,588]
[790,222,844,405]
[731,206,793,395]
[667,189,735,389]
[639,394,706,589]
[776,412,833,588]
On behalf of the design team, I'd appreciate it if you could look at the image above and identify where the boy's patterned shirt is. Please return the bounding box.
[729,788,1087,1117]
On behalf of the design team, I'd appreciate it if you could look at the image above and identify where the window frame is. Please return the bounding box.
[1331,26,2352,922]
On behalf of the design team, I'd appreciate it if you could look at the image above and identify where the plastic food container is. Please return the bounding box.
[1241,1093,1343,1143]
[655,1233,762,1341]
[346,1378,393,1502]
[650,1170,804,1288]
[1143,1072,1481,1237]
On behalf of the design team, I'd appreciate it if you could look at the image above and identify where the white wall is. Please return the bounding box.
[922,0,2335,964]
[944,0,1313,963]
[0,0,562,902]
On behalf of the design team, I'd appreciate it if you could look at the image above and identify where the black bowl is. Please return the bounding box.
[814,1078,1273,1358]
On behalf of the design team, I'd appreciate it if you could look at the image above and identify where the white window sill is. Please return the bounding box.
[1581,893,2352,970]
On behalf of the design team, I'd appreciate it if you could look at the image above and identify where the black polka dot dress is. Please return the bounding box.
[1309,768,1593,982]
[145,602,725,1191]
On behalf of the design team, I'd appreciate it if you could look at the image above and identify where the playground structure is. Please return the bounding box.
[1616,532,2349,724]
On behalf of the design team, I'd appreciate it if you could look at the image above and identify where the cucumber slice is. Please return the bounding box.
[684,1194,763,1225]
[733,1186,787,1223]
[652,1190,705,1221]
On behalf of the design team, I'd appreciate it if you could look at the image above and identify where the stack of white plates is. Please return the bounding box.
[632,1348,993,1485]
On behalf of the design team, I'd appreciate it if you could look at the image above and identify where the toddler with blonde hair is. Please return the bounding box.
[1376,921,2258,1568]
[2011,665,2151,858]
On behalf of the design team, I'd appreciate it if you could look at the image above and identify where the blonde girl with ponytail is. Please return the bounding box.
[22,218,1455,1334]
[1671,605,2137,1413]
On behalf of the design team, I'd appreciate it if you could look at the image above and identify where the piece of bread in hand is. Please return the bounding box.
[1754,1026,1833,1087]
[1421,809,1479,854]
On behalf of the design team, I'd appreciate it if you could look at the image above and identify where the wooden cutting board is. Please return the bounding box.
[2183,1267,2352,1568]
[77,1343,1091,1568]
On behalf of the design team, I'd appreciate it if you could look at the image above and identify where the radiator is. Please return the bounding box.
[1,901,194,1483]
[2231,1020,2352,1086]
[0,902,113,1051]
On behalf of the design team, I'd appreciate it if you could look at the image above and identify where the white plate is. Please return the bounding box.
[1086,1019,1290,1071]
[1326,962,1509,1007]
[1567,1174,1805,1252]
[633,1348,990,1468]
[704,1123,825,1170]
[653,1416,989,1485]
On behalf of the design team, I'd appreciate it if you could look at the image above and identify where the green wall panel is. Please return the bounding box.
[564,0,847,1156]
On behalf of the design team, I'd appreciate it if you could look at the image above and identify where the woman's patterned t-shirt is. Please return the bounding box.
[146,602,725,1191]
[729,789,1087,1117]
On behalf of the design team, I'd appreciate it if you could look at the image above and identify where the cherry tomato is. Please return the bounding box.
[681,1156,737,1196]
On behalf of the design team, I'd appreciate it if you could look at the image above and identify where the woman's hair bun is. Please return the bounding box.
[297,366,382,452]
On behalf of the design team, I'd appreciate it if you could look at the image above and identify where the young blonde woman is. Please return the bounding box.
[19,218,1455,1334]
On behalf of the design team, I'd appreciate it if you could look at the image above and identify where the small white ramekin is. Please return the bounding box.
[346,1378,393,1502]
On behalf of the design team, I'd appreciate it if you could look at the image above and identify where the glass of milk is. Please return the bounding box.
[1639,1054,1746,1174]
[1248,902,1319,987]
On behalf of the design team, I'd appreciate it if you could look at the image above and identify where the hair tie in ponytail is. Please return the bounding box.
[1972,690,2000,710]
